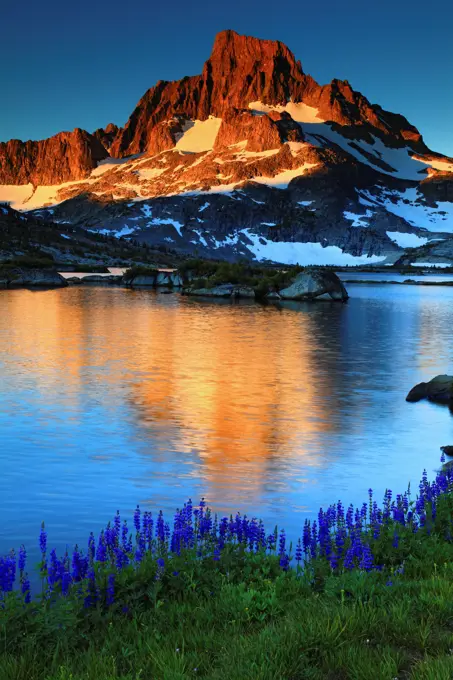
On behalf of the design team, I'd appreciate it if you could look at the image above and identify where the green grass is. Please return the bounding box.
[2,556,453,679]
[3,510,453,680]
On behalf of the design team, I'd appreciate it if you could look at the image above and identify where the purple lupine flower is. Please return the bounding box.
[121,521,128,549]
[48,549,63,588]
[39,523,47,557]
[359,544,374,572]
[278,529,286,556]
[72,548,82,581]
[114,547,129,570]
[134,505,141,533]
[156,511,165,543]
[61,571,72,596]
[0,553,16,593]
[392,532,399,548]
[21,578,31,603]
[88,533,96,563]
[96,533,107,563]
[279,554,290,571]
[295,538,303,564]
[343,546,355,570]
[18,545,26,573]
[135,547,143,563]
[106,573,115,606]
[213,548,220,562]
[329,552,339,570]
[114,511,121,537]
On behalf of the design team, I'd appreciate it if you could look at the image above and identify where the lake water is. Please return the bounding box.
[1,283,453,563]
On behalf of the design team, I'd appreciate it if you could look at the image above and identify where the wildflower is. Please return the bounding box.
[278,529,286,556]
[279,554,290,571]
[61,571,72,596]
[18,545,26,573]
[88,533,96,562]
[359,544,374,572]
[295,538,303,564]
[39,523,47,557]
[134,505,141,533]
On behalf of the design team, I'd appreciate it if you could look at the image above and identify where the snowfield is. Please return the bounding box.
[386,232,428,248]
[240,230,386,265]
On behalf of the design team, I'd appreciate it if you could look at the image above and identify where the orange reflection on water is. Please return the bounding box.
[1,288,345,498]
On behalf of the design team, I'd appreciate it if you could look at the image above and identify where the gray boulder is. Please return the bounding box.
[184,283,255,298]
[278,269,348,301]
[406,375,453,403]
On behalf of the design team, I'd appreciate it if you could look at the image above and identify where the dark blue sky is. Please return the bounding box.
[2,0,452,155]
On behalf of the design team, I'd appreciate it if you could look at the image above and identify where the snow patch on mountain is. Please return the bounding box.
[344,210,373,227]
[411,156,453,173]
[250,164,319,189]
[241,230,386,265]
[248,101,325,124]
[386,232,428,248]
[360,188,453,232]
[174,117,222,153]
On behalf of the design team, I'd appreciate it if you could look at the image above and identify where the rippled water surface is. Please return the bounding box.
[2,283,453,559]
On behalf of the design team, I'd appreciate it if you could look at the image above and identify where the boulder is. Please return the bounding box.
[278,269,348,301]
[0,267,68,288]
[406,375,453,403]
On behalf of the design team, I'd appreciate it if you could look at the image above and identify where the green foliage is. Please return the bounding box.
[179,260,305,295]
[123,265,159,280]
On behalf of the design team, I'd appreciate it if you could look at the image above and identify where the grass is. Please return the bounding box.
[2,543,453,679]
[3,466,453,680]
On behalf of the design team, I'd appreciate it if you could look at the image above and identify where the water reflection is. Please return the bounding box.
[1,285,453,559]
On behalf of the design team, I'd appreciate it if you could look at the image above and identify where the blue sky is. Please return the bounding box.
[2,0,452,155]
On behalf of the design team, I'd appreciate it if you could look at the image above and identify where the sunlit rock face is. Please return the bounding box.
[0,129,108,185]
[1,29,453,266]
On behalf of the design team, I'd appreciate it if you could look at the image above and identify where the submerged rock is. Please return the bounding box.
[0,267,68,288]
[278,269,348,301]
[406,375,453,404]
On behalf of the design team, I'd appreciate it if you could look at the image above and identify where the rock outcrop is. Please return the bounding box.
[406,375,453,404]
[123,269,182,287]
[184,283,255,298]
[278,269,349,301]
[0,267,68,288]
[0,129,108,185]
[93,123,120,151]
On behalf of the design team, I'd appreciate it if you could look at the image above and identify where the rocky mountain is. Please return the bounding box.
[0,203,181,268]
[1,29,452,267]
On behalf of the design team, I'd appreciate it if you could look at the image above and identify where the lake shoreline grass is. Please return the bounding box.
[2,463,453,679]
